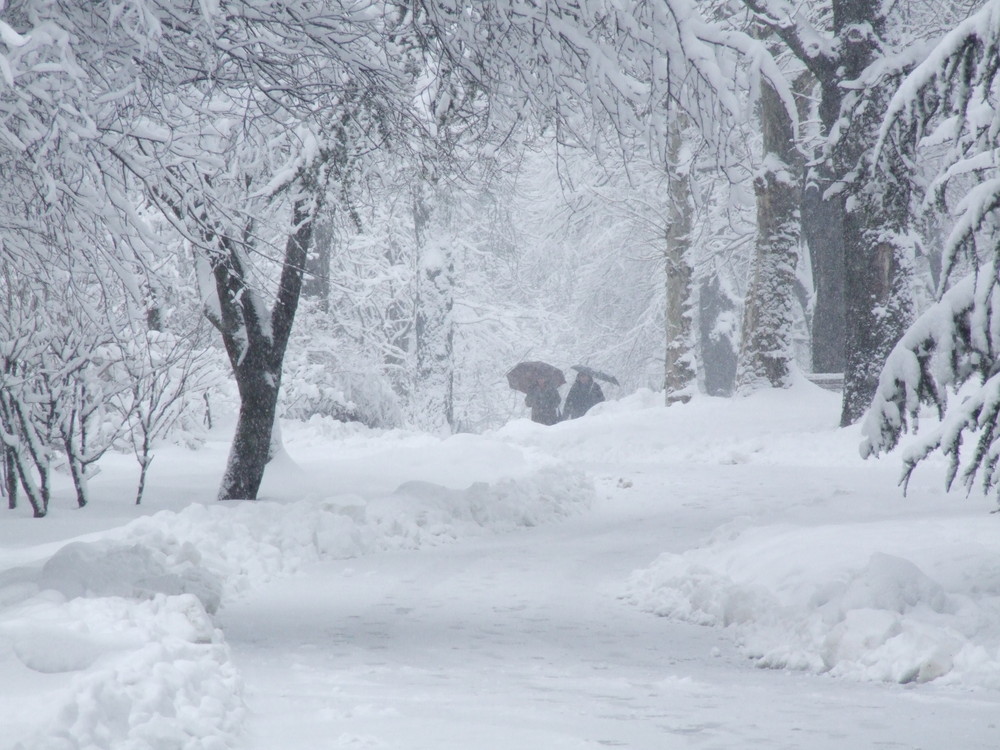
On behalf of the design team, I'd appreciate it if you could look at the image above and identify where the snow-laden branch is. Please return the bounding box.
[861,262,1000,496]
[873,0,1000,289]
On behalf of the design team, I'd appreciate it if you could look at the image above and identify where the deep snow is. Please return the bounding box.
[1,382,999,748]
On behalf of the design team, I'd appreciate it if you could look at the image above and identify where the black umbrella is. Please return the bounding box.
[506,361,566,393]
[571,364,619,386]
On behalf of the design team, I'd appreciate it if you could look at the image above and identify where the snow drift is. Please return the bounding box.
[623,516,1000,687]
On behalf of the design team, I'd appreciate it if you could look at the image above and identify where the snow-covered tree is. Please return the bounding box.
[664,117,698,402]
[736,0,979,423]
[861,1,1000,498]
[61,2,418,500]
[735,77,802,392]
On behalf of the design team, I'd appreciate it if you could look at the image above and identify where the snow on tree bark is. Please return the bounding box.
[414,241,455,433]
[698,276,739,397]
[736,80,801,393]
[838,72,917,426]
[664,119,697,402]
[215,200,314,501]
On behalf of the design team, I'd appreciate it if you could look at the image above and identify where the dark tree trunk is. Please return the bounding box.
[841,234,913,425]
[214,198,314,501]
[831,6,915,424]
[4,444,17,509]
[220,364,281,500]
[0,392,50,517]
[839,89,915,425]
[742,2,846,375]
[64,440,88,508]
[743,0,899,381]
[698,276,737,396]
[802,58,851,377]
[802,169,845,373]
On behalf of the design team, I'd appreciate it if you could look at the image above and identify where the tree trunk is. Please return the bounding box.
[841,235,914,425]
[220,364,281,500]
[411,180,454,432]
[64,440,88,508]
[414,254,455,432]
[802,162,845,374]
[736,81,802,392]
[802,66,851,376]
[4,444,17,509]
[215,198,313,500]
[832,7,915,425]
[698,276,738,396]
[302,212,332,309]
[839,90,915,425]
[664,118,696,402]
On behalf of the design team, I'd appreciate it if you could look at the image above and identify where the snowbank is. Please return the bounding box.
[2,593,242,750]
[1,462,593,749]
[622,516,1000,687]
[496,382,856,470]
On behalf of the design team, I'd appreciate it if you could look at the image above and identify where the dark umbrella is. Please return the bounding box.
[506,361,566,393]
[571,364,619,386]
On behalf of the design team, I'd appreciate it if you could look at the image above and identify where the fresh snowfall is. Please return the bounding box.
[1,381,999,749]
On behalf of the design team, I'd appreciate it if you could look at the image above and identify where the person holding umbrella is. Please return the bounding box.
[506,361,565,425]
[563,365,616,419]
[525,375,562,425]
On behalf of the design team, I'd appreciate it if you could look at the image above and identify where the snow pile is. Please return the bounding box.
[2,593,242,750]
[623,517,1000,687]
[499,382,856,471]
[0,462,591,748]
[116,462,592,600]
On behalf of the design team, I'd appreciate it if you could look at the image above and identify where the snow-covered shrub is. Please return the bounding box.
[110,329,229,503]
[280,346,402,429]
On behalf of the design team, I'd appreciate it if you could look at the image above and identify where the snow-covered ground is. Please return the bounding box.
[2,381,999,749]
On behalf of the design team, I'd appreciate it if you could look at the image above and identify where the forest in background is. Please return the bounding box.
[2,0,1000,513]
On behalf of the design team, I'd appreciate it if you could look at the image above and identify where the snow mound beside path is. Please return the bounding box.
[622,518,1000,688]
[3,463,592,750]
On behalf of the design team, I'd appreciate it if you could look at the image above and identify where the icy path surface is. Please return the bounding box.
[219,462,999,749]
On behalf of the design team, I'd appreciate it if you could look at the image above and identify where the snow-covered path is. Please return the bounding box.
[5,385,1000,749]
[220,460,1000,750]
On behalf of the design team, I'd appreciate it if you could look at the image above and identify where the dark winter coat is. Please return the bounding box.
[525,384,561,426]
[563,377,604,419]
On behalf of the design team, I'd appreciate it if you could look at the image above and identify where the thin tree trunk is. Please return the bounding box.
[64,441,88,508]
[135,447,152,506]
[4,444,17,509]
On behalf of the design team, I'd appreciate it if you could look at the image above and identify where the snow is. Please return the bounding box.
[3,383,1000,748]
